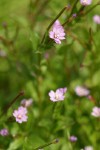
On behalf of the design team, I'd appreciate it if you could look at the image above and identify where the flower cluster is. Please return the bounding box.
[49,1,93,45]
[13,98,33,123]
[49,87,67,102]
[0,128,9,136]
[13,106,28,123]
[91,106,100,117]
[49,20,66,44]
[80,0,92,6]
[75,86,90,97]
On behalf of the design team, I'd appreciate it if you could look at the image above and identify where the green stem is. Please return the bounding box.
[83,2,100,16]
[69,0,79,17]
[62,16,74,26]
[68,31,87,49]
[33,0,50,29]
[47,7,67,31]
[33,139,59,150]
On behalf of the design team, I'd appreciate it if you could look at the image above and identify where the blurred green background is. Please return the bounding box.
[0,0,100,149]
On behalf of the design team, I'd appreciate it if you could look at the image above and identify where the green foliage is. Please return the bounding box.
[0,0,100,149]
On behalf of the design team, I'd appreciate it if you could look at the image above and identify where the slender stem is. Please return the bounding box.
[78,5,85,15]
[47,7,67,31]
[63,2,100,27]
[33,139,59,150]
[69,0,79,17]
[37,52,42,103]
[62,16,73,26]
[87,95,96,104]
[68,31,87,49]
[30,0,50,29]
[13,25,19,42]
[0,91,24,117]
[0,36,9,45]
[83,2,100,16]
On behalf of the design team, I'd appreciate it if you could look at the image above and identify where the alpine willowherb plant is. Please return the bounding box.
[0,0,100,149]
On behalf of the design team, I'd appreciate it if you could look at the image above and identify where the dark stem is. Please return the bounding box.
[83,2,100,16]
[0,91,24,117]
[69,0,79,17]
[62,16,73,26]
[33,139,59,150]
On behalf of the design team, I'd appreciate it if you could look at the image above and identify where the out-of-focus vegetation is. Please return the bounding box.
[0,0,100,149]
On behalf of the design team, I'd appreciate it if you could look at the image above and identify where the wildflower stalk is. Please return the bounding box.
[67,31,87,49]
[78,5,85,15]
[63,2,100,27]
[30,0,50,29]
[69,0,79,17]
[33,139,59,150]
[87,95,96,104]
[62,15,74,26]
[40,6,68,45]
[0,91,24,117]
[83,2,100,16]
[2,22,9,39]
[47,7,67,31]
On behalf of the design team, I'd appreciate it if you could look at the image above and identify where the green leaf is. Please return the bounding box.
[7,137,23,150]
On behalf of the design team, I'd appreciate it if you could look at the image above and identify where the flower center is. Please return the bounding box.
[54,33,59,38]
[82,0,87,4]
[17,115,22,119]
[55,93,59,100]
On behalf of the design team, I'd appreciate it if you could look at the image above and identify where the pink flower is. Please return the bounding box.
[69,135,77,142]
[75,86,90,97]
[13,106,28,123]
[57,87,67,94]
[72,13,77,18]
[0,128,9,136]
[49,87,67,102]
[93,15,100,24]
[91,106,100,117]
[80,0,92,6]
[21,98,33,108]
[49,20,66,44]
